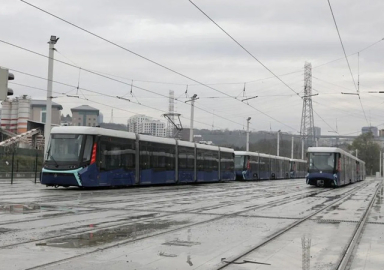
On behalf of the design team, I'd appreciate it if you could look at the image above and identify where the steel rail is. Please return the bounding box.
[336,181,382,270]
[217,181,370,269]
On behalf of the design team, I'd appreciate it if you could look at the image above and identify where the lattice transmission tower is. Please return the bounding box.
[300,62,315,147]
[163,90,182,138]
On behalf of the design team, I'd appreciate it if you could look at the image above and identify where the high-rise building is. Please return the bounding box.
[98,113,104,124]
[362,126,378,137]
[308,126,321,138]
[71,105,99,127]
[127,114,166,137]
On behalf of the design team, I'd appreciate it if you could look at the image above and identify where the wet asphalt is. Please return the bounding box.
[0,178,383,270]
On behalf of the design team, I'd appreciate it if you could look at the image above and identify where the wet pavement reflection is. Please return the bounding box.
[41,219,190,248]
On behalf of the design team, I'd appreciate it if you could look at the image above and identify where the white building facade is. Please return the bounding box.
[127,114,166,137]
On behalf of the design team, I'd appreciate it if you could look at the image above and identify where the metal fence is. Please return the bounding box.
[0,147,44,184]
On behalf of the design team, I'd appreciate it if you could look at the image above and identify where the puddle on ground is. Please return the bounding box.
[0,203,41,214]
[0,227,15,234]
[41,219,190,248]
[0,203,81,215]
[162,240,201,247]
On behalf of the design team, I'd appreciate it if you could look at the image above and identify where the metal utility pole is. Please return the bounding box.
[300,62,315,149]
[246,117,251,151]
[277,130,280,156]
[291,136,294,159]
[44,35,59,157]
[301,138,304,160]
[186,94,198,142]
[356,149,358,158]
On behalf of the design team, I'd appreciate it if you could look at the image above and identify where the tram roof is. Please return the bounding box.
[219,147,234,153]
[196,143,220,151]
[289,158,307,163]
[139,134,176,145]
[307,147,365,163]
[51,126,137,139]
[235,151,291,161]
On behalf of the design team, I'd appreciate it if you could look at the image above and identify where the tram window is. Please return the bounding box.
[259,157,268,172]
[221,152,234,170]
[309,153,335,171]
[140,141,175,170]
[82,136,93,161]
[235,155,245,170]
[178,146,195,170]
[196,149,218,171]
[100,137,136,171]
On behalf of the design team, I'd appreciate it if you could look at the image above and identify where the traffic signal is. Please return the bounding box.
[0,68,14,100]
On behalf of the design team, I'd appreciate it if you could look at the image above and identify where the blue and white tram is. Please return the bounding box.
[235,151,296,180]
[306,147,366,187]
[41,127,235,187]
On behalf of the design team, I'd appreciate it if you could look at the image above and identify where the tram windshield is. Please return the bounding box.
[308,152,335,171]
[235,156,245,170]
[47,134,85,162]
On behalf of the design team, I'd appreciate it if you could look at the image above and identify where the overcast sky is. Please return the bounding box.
[1,0,383,135]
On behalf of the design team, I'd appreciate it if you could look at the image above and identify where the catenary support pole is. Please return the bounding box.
[246,117,251,151]
[44,36,59,158]
[189,94,197,142]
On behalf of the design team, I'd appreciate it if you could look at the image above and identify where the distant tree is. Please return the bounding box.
[348,132,381,175]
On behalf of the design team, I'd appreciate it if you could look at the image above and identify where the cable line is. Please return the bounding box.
[187,0,301,97]
[18,1,300,132]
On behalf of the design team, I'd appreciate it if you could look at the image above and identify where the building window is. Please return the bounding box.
[40,110,46,123]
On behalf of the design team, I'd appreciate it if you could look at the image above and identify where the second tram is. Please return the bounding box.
[306,147,366,187]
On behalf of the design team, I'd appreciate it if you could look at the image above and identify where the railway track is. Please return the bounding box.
[1,181,333,249]
[0,179,377,270]
[216,180,381,269]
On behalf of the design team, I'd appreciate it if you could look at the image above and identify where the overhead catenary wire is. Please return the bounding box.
[9,2,380,134]
[186,0,351,137]
[326,0,369,125]
[0,43,246,129]
[6,67,244,128]
[187,0,342,134]
[8,81,218,129]
[188,0,379,133]
[187,0,301,98]
[17,2,301,132]
[326,0,358,92]
[0,39,299,132]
